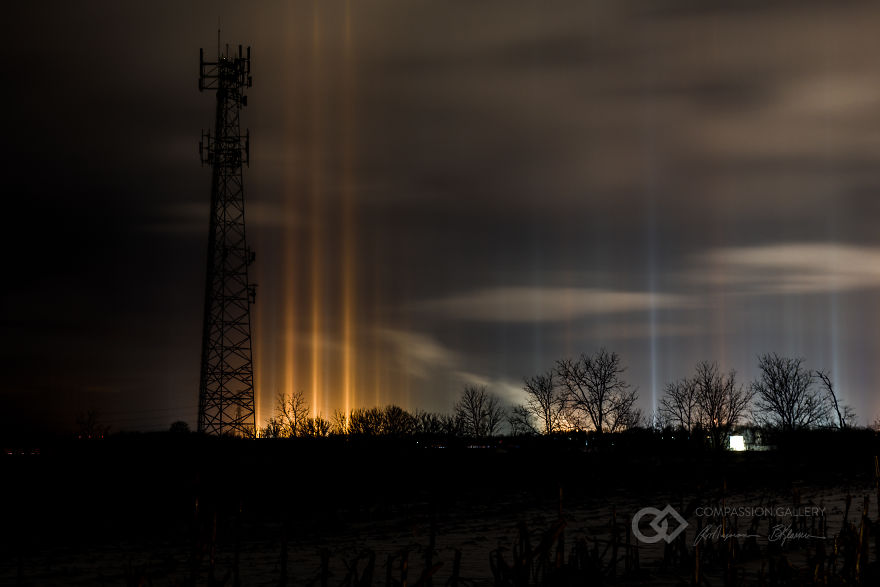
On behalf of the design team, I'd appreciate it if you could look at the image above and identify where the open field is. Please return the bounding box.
[3,431,880,585]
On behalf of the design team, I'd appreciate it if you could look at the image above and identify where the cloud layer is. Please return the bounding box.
[697,243,880,295]
[415,287,688,323]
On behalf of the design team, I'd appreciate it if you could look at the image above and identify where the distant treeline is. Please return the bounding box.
[256,349,869,449]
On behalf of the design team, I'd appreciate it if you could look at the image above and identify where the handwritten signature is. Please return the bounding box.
[694,524,827,547]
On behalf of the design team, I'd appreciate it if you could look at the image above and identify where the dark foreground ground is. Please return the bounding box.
[3,429,880,586]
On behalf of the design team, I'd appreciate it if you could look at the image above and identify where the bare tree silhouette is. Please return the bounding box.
[169,420,190,434]
[507,405,538,436]
[260,418,283,438]
[382,405,418,436]
[752,353,829,431]
[332,409,349,435]
[692,361,753,449]
[440,412,465,436]
[659,377,700,435]
[522,370,561,434]
[454,385,506,437]
[813,369,856,429]
[273,390,310,437]
[348,407,385,435]
[76,410,110,439]
[555,348,639,434]
[414,410,445,435]
[301,416,331,437]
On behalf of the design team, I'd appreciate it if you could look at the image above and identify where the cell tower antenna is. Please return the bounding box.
[196,40,257,437]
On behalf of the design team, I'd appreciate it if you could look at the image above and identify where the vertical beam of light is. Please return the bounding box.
[562,288,573,359]
[281,10,299,415]
[310,2,325,417]
[644,177,658,413]
[251,200,266,429]
[648,259,658,413]
[828,237,840,404]
[639,57,659,415]
[529,229,544,379]
[710,200,729,373]
[372,235,383,408]
[815,69,841,408]
[710,214,728,376]
[829,229,842,412]
[253,276,264,429]
[341,0,356,415]
[823,146,841,415]
[283,187,297,407]
[642,155,659,414]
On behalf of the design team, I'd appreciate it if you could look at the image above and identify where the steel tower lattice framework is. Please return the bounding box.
[197,43,257,437]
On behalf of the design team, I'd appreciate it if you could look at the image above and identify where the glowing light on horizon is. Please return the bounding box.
[729,435,745,451]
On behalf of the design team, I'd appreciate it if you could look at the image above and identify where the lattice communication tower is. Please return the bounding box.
[197,43,257,437]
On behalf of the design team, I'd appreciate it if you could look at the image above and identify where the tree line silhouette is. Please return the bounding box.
[259,349,860,444]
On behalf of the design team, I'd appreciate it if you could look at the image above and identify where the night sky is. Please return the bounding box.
[5,0,880,434]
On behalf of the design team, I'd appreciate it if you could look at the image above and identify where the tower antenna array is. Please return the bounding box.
[197,43,257,437]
